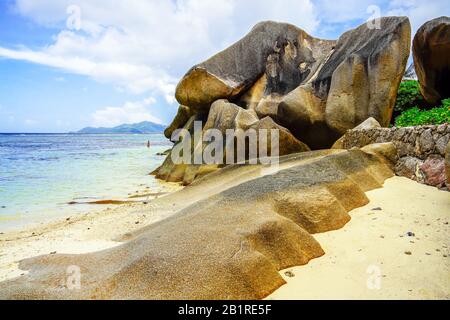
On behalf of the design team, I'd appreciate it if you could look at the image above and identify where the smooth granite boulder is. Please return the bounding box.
[332,117,381,149]
[413,17,450,105]
[158,17,411,184]
[0,149,394,300]
[164,105,193,140]
[278,17,411,148]
[175,21,335,110]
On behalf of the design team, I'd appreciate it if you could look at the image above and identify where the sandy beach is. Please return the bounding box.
[1,172,448,299]
[0,182,184,282]
[267,176,450,300]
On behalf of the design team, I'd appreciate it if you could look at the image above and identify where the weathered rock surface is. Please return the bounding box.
[155,99,308,184]
[278,17,411,148]
[156,17,411,184]
[176,21,335,109]
[332,117,381,149]
[420,155,447,188]
[361,142,399,168]
[175,18,410,148]
[0,149,394,300]
[164,105,193,140]
[413,16,450,105]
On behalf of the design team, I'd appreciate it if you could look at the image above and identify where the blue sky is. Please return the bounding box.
[0,0,449,133]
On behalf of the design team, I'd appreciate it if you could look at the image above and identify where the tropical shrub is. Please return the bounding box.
[395,99,450,127]
[393,80,426,119]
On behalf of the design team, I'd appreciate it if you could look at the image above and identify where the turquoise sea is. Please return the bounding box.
[0,134,172,231]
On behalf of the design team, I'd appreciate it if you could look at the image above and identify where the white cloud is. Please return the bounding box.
[1,0,448,114]
[314,0,380,23]
[24,119,38,125]
[0,0,319,104]
[91,98,162,127]
[387,0,450,33]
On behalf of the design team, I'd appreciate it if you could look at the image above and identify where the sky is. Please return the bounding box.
[0,0,449,133]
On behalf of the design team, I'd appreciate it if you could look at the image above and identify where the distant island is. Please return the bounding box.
[74,121,166,134]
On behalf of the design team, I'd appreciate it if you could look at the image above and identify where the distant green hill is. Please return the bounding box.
[75,121,166,134]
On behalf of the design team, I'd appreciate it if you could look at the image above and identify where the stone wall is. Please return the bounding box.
[339,124,450,190]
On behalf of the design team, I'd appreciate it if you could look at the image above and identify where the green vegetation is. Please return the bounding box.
[392,80,449,127]
[395,99,450,127]
[393,80,426,117]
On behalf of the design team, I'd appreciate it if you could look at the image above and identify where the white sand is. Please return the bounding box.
[267,176,450,300]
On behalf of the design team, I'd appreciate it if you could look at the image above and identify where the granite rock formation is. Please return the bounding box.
[155,17,411,184]
[0,148,395,300]
[413,17,450,105]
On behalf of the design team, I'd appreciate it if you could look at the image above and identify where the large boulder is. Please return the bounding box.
[413,17,450,105]
[247,117,310,156]
[175,21,335,110]
[332,117,381,149]
[157,17,411,184]
[0,149,394,300]
[205,101,310,163]
[164,105,193,140]
[278,17,411,148]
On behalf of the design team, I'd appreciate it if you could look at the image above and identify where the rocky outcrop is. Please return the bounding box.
[413,17,450,105]
[0,148,394,300]
[175,21,336,110]
[332,117,381,149]
[278,17,411,148]
[164,105,193,140]
[155,17,411,184]
[154,99,309,184]
[336,124,450,189]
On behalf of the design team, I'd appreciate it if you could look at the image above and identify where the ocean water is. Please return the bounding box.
[0,134,173,231]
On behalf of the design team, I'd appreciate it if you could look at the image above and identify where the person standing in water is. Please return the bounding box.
[147,140,150,148]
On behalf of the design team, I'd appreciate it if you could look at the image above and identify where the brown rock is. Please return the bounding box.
[234,108,259,130]
[176,21,335,109]
[278,17,411,148]
[420,155,446,188]
[247,117,310,156]
[203,99,241,133]
[332,117,381,149]
[324,17,411,134]
[164,105,193,140]
[255,94,283,121]
[361,142,399,168]
[0,149,393,300]
[395,156,424,182]
[413,17,450,105]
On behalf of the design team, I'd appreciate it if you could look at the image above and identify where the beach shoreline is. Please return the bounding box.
[0,174,448,299]
[0,179,183,283]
